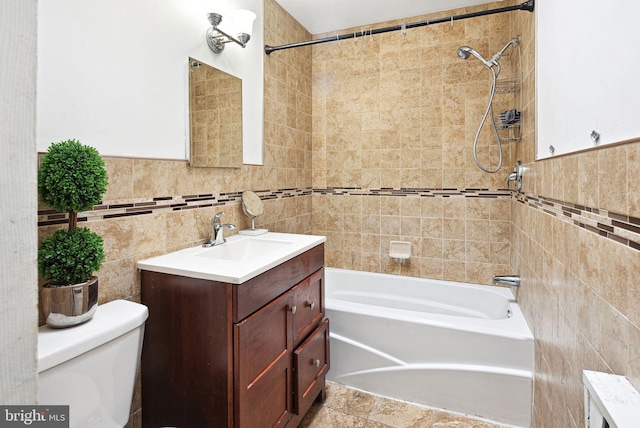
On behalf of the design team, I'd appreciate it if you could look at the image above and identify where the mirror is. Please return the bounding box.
[188,58,242,168]
[536,1,640,159]
[240,191,267,235]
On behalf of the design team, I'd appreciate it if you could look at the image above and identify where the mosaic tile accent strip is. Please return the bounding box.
[516,193,640,252]
[37,188,313,227]
[39,185,640,253]
[37,187,509,226]
[312,187,512,198]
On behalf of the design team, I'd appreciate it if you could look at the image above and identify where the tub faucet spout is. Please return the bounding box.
[203,211,236,247]
[493,275,520,287]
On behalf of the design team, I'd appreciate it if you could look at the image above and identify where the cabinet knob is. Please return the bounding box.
[308,301,315,310]
[289,305,297,314]
[312,359,321,367]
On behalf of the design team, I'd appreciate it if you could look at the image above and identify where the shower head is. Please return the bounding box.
[457,37,520,68]
[457,46,472,60]
[457,46,494,68]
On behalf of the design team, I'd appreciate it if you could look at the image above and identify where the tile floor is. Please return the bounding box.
[299,381,512,428]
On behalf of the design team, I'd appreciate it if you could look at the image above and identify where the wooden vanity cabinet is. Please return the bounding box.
[141,244,328,428]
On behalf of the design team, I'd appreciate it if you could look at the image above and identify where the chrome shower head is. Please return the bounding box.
[457,46,494,68]
[457,46,472,60]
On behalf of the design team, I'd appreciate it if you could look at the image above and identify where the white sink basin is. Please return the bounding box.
[137,232,325,284]
[194,237,294,262]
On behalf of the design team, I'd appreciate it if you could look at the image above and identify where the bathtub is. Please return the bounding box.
[325,268,534,427]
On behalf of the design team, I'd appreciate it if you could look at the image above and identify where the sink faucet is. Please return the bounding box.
[203,211,236,247]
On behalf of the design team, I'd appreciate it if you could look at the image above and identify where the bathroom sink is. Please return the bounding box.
[137,232,325,284]
[194,237,295,262]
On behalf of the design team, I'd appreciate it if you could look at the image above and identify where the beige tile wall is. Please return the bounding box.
[311,1,520,284]
[510,5,640,427]
[313,191,512,283]
[311,3,518,191]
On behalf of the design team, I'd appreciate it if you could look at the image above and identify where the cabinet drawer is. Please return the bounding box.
[291,268,324,347]
[234,244,324,322]
[293,319,329,415]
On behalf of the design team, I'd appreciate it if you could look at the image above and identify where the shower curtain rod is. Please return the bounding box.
[265,0,534,55]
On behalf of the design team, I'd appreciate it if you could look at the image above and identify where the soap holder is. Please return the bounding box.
[389,241,411,260]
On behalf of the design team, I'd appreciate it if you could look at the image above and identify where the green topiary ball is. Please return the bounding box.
[38,139,108,213]
[38,227,106,286]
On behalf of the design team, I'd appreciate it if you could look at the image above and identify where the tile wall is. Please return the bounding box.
[310,2,518,284]
[509,4,640,427]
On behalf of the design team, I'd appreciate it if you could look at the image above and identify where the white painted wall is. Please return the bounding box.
[536,0,640,158]
[37,0,263,164]
[0,0,38,404]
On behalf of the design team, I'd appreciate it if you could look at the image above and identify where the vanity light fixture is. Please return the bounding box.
[206,9,256,54]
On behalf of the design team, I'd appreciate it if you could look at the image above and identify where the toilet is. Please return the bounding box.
[583,370,640,427]
[38,299,148,428]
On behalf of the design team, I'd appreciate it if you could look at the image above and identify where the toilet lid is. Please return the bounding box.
[38,300,148,372]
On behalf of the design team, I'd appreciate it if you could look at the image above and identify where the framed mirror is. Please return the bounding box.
[188,58,243,168]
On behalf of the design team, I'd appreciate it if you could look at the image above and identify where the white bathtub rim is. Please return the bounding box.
[324,267,532,340]
[326,298,533,341]
[325,267,516,300]
[325,267,515,297]
[329,289,495,319]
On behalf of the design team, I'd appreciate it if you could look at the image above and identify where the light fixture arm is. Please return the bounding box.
[206,12,253,54]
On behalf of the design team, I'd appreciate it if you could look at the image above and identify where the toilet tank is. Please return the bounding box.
[38,300,148,428]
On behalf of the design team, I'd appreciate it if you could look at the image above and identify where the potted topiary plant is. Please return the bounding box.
[38,139,108,328]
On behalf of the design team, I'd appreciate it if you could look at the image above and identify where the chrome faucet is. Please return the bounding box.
[505,160,523,191]
[493,275,521,287]
[203,211,236,247]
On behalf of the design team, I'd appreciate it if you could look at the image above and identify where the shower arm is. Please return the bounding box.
[265,0,534,54]
[490,38,520,64]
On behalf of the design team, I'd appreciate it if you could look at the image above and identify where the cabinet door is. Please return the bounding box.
[234,292,292,428]
[291,268,324,347]
[293,319,330,415]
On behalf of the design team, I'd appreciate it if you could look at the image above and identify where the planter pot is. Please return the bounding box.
[44,276,99,328]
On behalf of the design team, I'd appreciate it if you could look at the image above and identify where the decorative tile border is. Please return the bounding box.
[516,193,640,252]
[37,187,511,227]
[37,188,313,227]
[312,187,512,198]
[38,186,640,252]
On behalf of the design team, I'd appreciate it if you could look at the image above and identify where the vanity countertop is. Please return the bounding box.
[137,232,326,284]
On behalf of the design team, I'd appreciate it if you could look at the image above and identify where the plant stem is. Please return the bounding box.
[68,211,77,231]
